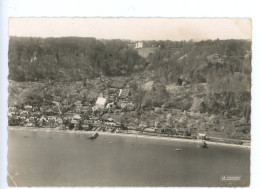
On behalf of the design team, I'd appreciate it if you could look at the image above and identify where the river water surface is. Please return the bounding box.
[8,129,250,187]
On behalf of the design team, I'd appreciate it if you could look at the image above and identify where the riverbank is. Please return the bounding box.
[8,126,250,149]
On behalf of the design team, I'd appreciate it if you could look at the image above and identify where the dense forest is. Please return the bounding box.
[8,37,146,81]
[8,37,251,83]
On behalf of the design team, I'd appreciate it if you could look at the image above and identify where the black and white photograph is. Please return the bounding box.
[6,17,252,187]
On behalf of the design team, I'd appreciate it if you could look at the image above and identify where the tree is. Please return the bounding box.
[133,88,146,110]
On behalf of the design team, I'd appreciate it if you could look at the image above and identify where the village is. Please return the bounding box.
[7,73,250,146]
[8,75,170,135]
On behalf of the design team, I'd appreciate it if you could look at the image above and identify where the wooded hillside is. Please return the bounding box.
[8,37,251,120]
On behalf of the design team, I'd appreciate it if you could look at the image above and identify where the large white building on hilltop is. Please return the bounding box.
[135,42,143,49]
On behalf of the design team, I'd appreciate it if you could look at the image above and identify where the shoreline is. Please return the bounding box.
[8,126,250,149]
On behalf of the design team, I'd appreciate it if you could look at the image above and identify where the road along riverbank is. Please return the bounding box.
[8,126,250,149]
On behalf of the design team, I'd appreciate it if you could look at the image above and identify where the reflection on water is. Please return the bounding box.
[8,130,250,187]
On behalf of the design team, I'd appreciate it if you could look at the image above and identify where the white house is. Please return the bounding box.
[198,133,207,140]
[135,42,143,49]
[95,97,107,108]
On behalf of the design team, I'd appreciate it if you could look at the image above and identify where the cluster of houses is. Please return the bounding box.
[8,101,123,131]
[8,102,207,139]
[8,105,41,127]
[9,99,218,145]
[8,95,195,138]
[7,78,138,132]
[8,75,211,139]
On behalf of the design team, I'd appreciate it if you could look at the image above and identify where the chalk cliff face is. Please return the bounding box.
[8,37,251,140]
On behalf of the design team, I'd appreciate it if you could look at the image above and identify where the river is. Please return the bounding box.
[8,129,250,187]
